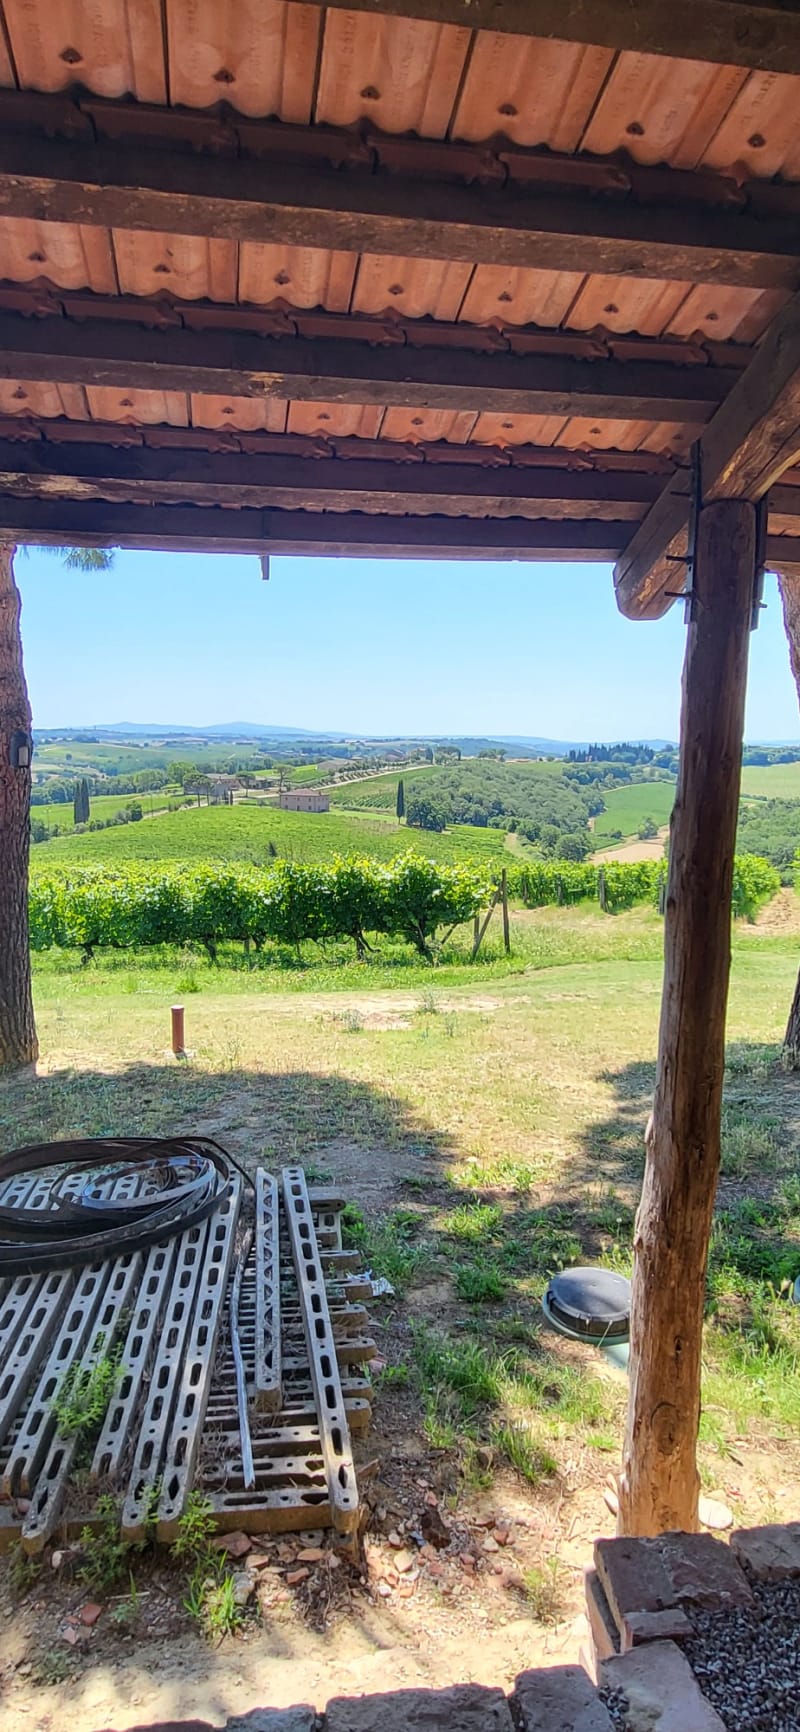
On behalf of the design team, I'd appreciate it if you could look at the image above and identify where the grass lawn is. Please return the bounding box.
[4,902,800,1722]
[592,779,675,841]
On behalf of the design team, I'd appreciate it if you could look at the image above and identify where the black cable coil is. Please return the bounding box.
[0,1136,245,1275]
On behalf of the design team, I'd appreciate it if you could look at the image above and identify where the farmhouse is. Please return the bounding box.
[278,789,330,812]
[4,0,800,1718]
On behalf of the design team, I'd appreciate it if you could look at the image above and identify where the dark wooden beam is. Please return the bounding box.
[0,310,738,423]
[0,496,632,559]
[298,0,800,76]
[615,295,800,618]
[0,438,667,521]
[0,126,798,291]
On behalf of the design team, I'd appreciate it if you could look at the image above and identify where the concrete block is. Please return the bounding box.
[730,1522,800,1581]
[621,1606,694,1651]
[584,1569,619,1660]
[658,1531,754,1610]
[325,1685,513,1732]
[515,1664,614,1731]
[594,1537,674,1633]
[602,1640,728,1732]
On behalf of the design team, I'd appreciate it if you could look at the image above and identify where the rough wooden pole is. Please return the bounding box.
[776,570,800,1065]
[501,868,510,954]
[0,542,38,1071]
[618,498,756,1537]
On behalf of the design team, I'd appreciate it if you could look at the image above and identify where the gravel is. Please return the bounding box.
[684,1578,800,1732]
[600,1577,800,1732]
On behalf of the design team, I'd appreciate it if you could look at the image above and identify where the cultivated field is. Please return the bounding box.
[591,779,675,842]
[741,762,800,798]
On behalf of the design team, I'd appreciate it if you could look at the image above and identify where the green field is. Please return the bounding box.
[592,779,676,843]
[741,763,800,798]
[31,789,175,833]
[31,802,513,868]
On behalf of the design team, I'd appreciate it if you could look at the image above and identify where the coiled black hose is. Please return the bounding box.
[0,1135,246,1275]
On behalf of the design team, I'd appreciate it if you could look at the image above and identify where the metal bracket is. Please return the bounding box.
[752,496,768,631]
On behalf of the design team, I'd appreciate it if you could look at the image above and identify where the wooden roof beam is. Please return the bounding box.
[0,309,736,423]
[0,126,798,292]
[615,295,800,618]
[7,436,800,531]
[0,438,667,520]
[297,0,800,76]
[0,496,635,558]
[3,491,797,564]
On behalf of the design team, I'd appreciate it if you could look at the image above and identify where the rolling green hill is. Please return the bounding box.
[30,803,512,869]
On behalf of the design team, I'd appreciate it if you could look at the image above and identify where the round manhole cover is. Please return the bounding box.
[543,1265,631,1344]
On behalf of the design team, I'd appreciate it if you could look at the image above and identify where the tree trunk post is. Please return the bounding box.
[618,498,756,1537]
[0,542,38,1072]
[776,571,800,1067]
[501,868,510,954]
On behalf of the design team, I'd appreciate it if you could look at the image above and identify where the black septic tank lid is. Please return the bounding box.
[543,1266,631,1344]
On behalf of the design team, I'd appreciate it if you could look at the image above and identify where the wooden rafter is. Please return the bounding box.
[0,310,739,424]
[0,123,798,292]
[615,296,800,618]
[2,491,797,564]
[295,0,800,76]
[5,436,800,532]
[0,497,634,558]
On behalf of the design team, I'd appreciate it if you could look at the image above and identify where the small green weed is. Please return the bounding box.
[491,1421,557,1485]
[8,1541,40,1596]
[441,1201,503,1240]
[377,1363,410,1388]
[455,1260,508,1303]
[176,971,201,993]
[172,1489,217,1567]
[77,1495,130,1595]
[110,1574,143,1628]
[523,1557,568,1623]
[52,1342,123,1442]
[32,1648,77,1687]
[342,1202,426,1294]
[186,1569,244,1641]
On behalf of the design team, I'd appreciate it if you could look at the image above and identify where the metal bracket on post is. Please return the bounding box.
[663,444,701,623]
[751,497,768,631]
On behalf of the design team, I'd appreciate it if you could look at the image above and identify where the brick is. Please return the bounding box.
[514,1664,614,1732]
[594,1537,675,1634]
[225,1714,316,1732]
[602,1640,727,1732]
[730,1522,800,1581]
[621,1607,694,1651]
[657,1531,754,1610]
[584,1569,619,1661]
[325,1684,514,1732]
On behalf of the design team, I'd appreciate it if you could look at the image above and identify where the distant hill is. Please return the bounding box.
[36,723,680,754]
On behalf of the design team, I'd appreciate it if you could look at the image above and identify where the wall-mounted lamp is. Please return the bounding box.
[10,729,32,770]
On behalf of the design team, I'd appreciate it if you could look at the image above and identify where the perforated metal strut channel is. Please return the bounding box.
[22,1250,143,1552]
[92,1238,177,1482]
[254,1168,281,1412]
[155,1177,241,1539]
[121,1218,210,1541]
[281,1167,359,1535]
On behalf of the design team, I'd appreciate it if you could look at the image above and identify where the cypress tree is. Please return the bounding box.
[73,781,81,825]
[396,778,405,820]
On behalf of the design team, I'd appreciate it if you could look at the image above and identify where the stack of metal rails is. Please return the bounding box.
[0,1159,376,1553]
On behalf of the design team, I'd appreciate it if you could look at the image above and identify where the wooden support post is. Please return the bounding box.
[501,869,511,955]
[618,498,756,1538]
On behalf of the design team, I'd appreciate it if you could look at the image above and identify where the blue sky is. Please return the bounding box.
[16,550,800,741]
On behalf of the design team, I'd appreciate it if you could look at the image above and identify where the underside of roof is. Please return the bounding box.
[3,0,800,592]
